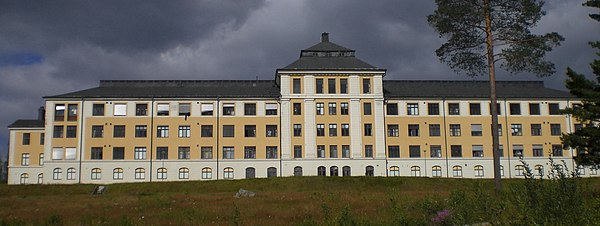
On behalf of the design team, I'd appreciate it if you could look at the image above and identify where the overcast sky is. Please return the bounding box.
[0,0,598,156]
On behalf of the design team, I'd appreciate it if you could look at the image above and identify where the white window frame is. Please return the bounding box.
[114,104,127,116]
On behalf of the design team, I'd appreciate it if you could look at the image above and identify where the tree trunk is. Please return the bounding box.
[485,0,502,193]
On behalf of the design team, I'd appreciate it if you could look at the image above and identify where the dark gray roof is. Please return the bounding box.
[8,120,44,128]
[46,80,280,99]
[383,80,573,99]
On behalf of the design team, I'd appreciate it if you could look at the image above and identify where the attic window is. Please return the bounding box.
[157,104,170,116]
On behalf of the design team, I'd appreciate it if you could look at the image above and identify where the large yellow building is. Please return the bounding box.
[7,33,596,185]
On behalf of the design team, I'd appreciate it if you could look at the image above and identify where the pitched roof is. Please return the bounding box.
[383,80,573,99]
[46,80,280,99]
[8,120,44,129]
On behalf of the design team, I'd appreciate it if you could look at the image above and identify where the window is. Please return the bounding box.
[244,103,256,115]
[591,168,598,176]
[341,145,350,158]
[318,166,326,176]
[471,124,483,136]
[93,104,105,116]
[328,78,336,94]
[64,147,76,160]
[328,103,337,115]
[67,104,78,120]
[342,166,351,176]
[316,103,324,115]
[40,133,44,145]
[548,103,561,115]
[54,104,65,121]
[329,145,338,158]
[365,166,375,176]
[407,103,419,115]
[67,168,76,180]
[201,125,213,137]
[329,124,337,136]
[22,133,30,145]
[411,166,421,177]
[533,144,544,157]
[364,124,372,136]
[178,147,190,160]
[474,165,484,177]
[535,165,544,176]
[575,124,583,131]
[113,125,125,138]
[21,153,29,166]
[91,168,101,180]
[315,78,324,94]
[316,124,325,136]
[52,148,64,160]
[156,147,168,160]
[136,104,147,116]
[451,145,462,157]
[340,79,348,94]
[293,103,301,115]
[531,124,542,136]
[432,166,442,177]
[202,167,212,179]
[294,145,302,158]
[66,126,77,138]
[134,147,146,160]
[112,147,124,160]
[409,145,421,158]
[157,126,169,138]
[387,103,398,115]
[133,125,147,138]
[499,145,505,157]
[330,166,338,176]
[223,167,234,179]
[470,103,481,115]
[428,103,440,115]
[53,125,64,138]
[341,124,349,136]
[429,124,441,136]
[552,144,563,157]
[178,126,191,138]
[91,147,103,160]
[113,168,124,180]
[222,104,235,116]
[363,103,372,115]
[472,145,484,157]
[529,103,540,115]
[179,168,189,179]
[511,124,522,136]
[264,125,277,137]
[408,124,420,137]
[177,103,191,116]
[52,168,62,180]
[550,124,561,136]
[244,125,256,137]
[246,167,255,179]
[515,165,525,176]
[362,78,371,94]
[340,102,349,115]
[365,145,373,158]
[430,145,442,158]
[317,145,325,158]
[39,153,44,166]
[509,103,521,115]
[492,124,504,136]
[135,168,145,180]
[389,166,400,176]
[388,146,400,158]
[449,124,461,136]
[201,103,213,115]
[489,103,502,115]
[293,78,301,94]
[223,125,234,137]
[293,124,302,136]
[448,103,460,115]
[157,168,167,180]
[223,147,235,159]
[453,166,463,177]
[157,103,169,116]
[201,147,213,159]
[244,146,256,159]
[114,104,126,116]
[513,145,524,157]
[266,146,278,159]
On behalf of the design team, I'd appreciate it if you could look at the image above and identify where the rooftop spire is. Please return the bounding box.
[321,32,329,42]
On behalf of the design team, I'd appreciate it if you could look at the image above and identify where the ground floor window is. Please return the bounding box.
[330,166,338,176]
[246,167,255,179]
[267,167,277,177]
[365,166,374,176]
[432,166,442,177]
[317,166,326,176]
[53,168,62,180]
[294,166,303,176]
[179,167,189,179]
[157,168,167,180]
[113,168,124,180]
[20,173,29,184]
[474,165,484,177]
[342,166,351,176]
[410,166,421,177]
[135,168,145,180]
[389,166,400,176]
[224,167,234,179]
[452,166,462,177]
[515,165,525,176]
[202,167,212,179]
[91,168,101,180]
[67,168,76,180]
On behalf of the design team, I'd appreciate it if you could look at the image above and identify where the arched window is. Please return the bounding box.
[246,167,255,179]
[534,165,544,177]
[157,168,167,180]
[37,173,43,184]
[294,166,303,176]
[330,166,339,177]
[500,165,505,177]
[202,167,212,179]
[365,166,374,176]
[224,167,234,179]
[577,165,585,175]
[389,166,400,176]
[317,166,326,176]
[113,168,124,180]
[432,166,442,177]
[452,166,462,177]
[135,168,145,180]
[20,173,29,185]
[91,168,101,180]
[178,167,189,179]
[474,165,484,177]
[342,166,351,177]
[53,168,62,180]
[410,166,421,177]
[67,168,76,180]
[267,167,277,177]
[515,165,525,176]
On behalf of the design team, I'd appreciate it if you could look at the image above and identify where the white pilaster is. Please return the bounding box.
[281,100,291,159]
[374,99,386,158]
[304,99,316,159]
[304,75,315,95]
[350,99,362,158]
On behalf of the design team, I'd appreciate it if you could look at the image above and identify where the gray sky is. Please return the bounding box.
[0,0,598,156]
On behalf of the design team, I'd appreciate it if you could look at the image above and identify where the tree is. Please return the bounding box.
[427,0,563,192]
[562,0,600,167]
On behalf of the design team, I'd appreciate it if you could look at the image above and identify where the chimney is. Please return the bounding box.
[38,106,45,122]
[321,32,329,42]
